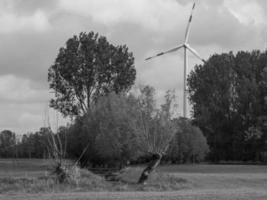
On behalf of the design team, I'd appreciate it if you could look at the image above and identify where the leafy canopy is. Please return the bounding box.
[48,31,136,117]
[188,50,267,161]
[66,86,179,167]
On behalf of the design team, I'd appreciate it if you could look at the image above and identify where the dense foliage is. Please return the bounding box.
[0,128,51,158]
[0,130,16,158]
[188,50,267,162]
[48,31,136,117]
[0,88,209,166]
[166,118,209,163]
[65,87,209,167]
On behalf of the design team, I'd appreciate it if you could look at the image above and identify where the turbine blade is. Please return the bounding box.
[184,2,196,43]
[145,45,184,61]
[186,45,205,63]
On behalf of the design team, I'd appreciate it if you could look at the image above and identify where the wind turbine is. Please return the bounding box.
[145,2,205,118]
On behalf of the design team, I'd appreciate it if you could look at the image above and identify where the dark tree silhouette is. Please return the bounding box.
[188,50,267,161]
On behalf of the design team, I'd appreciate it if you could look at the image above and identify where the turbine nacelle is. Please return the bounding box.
[145,2,204,63]
[145,42,205,63]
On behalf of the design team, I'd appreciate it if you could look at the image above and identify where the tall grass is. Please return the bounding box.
[0,167,189,194]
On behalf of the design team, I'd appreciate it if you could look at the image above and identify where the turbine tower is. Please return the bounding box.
[145,2,205,118]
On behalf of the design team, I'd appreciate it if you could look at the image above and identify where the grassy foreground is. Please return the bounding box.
[1,159,267,200]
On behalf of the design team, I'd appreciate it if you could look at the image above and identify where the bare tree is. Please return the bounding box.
[47,130,67,183]
[136,87,177,184]
[45,109,80,184]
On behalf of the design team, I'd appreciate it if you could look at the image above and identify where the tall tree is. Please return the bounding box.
[188,50,267,161]
[48,31,136,117]
[0,130,16,158]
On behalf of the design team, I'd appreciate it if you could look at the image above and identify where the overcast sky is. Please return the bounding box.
[0,0,267,134]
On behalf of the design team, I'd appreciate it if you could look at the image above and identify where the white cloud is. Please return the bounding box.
[0,102,68,134]
[0,75,70,134]
[18,112,42,127]
[0,74,48,103]
[0,0,267,133]
[0,103,44,134]
[139,53,183,89]
[224,0,265,26]
[0,9,50,33]
[59,0,189,32]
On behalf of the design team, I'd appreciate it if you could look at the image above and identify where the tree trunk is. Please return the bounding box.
[138,153,162,184]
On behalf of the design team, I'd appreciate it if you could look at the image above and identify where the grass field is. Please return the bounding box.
[1,159,267,200]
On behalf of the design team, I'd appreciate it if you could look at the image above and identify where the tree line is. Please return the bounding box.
[1,31,266,167]
[0,88,209,167]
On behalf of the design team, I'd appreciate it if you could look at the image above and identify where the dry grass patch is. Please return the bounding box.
[0,167,190,194]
